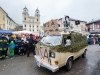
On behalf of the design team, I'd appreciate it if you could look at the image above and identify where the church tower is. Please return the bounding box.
[35,8,40,23]
[22,6,40,36]
[22,6,29,30]
[22,6,29,21]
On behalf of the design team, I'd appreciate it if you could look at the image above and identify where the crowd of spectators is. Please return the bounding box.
[0,33,40,60]
[87,35,100,45]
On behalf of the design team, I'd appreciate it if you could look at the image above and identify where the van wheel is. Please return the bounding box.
[82,50,86,58]
[65,58,73,71]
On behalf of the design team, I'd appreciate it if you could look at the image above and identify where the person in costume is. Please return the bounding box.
[9,41,15,57]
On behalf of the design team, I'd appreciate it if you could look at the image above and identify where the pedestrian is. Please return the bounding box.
[5,34,9,57]
[98,36,100,45]
[0,33,9,60]
[20,40,25,55]
[21,34,26,43]
[14,35,21,55]
[27,34,36,57]
[9,41,15,57]
[25,34,30,54]
[91,37,94,45]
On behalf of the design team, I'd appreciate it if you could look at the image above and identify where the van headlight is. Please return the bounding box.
[50,52,55,58]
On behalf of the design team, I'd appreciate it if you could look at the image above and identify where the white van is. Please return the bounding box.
[34,32,88,72]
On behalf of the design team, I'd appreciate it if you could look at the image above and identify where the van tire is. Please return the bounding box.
[82,50,86,58]
[65,57,73,71]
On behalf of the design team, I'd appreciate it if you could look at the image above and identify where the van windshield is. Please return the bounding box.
[41,35,61,46]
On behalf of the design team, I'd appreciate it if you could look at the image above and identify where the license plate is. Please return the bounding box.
[37,61,41,67]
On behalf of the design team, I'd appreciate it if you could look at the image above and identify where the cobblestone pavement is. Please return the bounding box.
[0,45,100,75]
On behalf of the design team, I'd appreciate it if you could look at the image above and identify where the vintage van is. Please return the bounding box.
[34,31,88,72]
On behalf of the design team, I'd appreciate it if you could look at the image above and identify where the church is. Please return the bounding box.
[22,6,40,36]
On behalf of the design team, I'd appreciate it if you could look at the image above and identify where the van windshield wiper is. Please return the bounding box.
[45,42,51,44]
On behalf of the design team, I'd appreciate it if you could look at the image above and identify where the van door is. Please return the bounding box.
[36,45,50,64]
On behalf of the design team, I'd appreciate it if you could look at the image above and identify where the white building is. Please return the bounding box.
[22,6,40,36]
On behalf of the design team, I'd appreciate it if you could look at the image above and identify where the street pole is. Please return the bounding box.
[93,23,94,30]
[92,19,94,30]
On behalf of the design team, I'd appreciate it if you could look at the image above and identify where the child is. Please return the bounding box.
[9,41,15,57]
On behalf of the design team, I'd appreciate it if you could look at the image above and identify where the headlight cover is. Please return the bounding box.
[50,52,55,58]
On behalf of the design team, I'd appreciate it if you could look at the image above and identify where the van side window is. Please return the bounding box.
[62,38,66,45]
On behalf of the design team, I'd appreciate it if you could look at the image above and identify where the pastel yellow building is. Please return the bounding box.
[0,7,18,30]
[22,6,40,36]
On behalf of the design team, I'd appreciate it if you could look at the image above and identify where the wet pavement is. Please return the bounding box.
[0,45,100,75]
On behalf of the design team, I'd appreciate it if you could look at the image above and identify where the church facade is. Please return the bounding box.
[22,6,40,36]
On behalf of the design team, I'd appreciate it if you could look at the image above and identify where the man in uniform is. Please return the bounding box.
[0,33,9,60]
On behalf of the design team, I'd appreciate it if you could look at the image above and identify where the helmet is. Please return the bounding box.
[12,35,16,38]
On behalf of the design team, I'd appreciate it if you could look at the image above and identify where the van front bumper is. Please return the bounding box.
[34,55,59,72]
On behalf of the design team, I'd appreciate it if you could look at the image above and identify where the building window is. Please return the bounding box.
[97,25,99,28]
[9,22,10,25]
[58,24,60,27]
[3,15,5,20]
[95,25,97,28]
[46,30,50,35]
[3,24,5,28]
[90,25,93,28]
[71,24,73,28]
[37,26,38,27]
[25,25,26,27]
[37,19,38,21]
[44,24,46,27]
[97,25,100,28]
[11,23,12,26]
[30,25,31,27]
[51,21,54,25]
[76,25,78,28]
[37,29,38,31]
[30,29,31,31]
[33,30,34,31]
[29,20,31,22]
[53,25,56,30]
[7,20,8,24]
[24,18,26,20]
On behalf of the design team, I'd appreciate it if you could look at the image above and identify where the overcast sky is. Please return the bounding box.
[0,0,100,26]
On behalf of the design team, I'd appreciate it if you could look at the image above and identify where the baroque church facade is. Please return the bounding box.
[22,6,40,36]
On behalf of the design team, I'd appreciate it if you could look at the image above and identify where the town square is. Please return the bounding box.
[0,0,100,75]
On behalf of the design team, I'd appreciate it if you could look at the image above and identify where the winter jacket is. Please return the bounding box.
[9,41,15,50]
[0,37,9,51]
